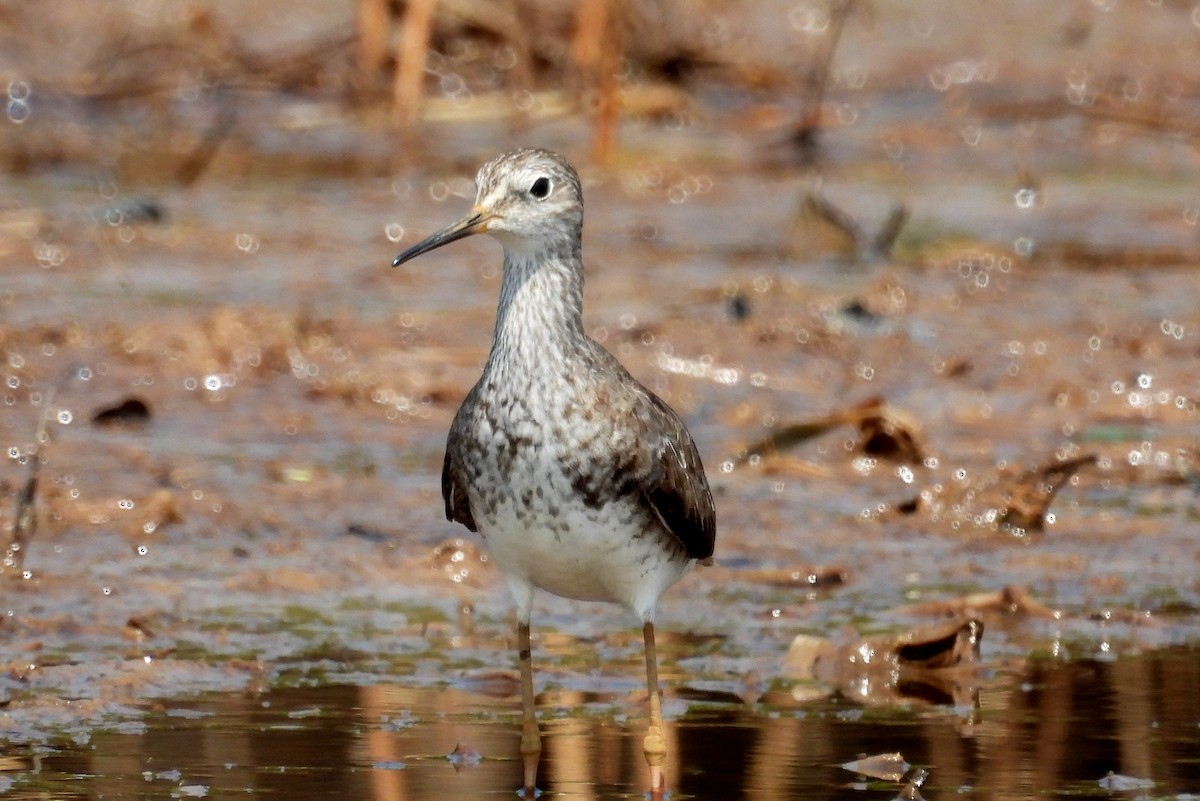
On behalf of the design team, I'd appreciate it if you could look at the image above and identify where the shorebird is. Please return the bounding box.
[391,148,716,797]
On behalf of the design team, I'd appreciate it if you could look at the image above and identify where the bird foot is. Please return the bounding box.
[643,724,667,795]
[647,768,666,799]
[520,719,542,797]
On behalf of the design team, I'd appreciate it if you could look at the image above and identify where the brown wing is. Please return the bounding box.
[636,390,717,560]
[441,444,477,532]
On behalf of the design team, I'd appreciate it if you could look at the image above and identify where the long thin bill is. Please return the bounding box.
[391,211,490,267]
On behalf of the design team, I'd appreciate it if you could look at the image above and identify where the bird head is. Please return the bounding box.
[392,149,583,267]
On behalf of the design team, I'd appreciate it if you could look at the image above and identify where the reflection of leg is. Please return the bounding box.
[642,621,666,796]
[518,621,541,798]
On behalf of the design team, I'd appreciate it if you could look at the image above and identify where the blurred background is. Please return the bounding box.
[1,1,1199,799]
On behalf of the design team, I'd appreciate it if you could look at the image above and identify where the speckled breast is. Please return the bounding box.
[453,376,690,614]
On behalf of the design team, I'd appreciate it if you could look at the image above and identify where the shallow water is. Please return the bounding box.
[6,647,1197,800]
[3,1,1200,798]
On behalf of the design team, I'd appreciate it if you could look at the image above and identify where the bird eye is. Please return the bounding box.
[529,176,552,200]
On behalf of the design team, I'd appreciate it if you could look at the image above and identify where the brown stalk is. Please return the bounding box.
[3,388,55,576]
[393,0,439,129]
[791,0,854,164]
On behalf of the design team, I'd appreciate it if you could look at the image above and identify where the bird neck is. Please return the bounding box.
[488,243,586,369]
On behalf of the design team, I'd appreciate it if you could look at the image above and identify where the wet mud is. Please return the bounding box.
[2,1,1200,798]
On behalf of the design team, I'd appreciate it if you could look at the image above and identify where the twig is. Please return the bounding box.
[3,387,55,576]
[175,97,237,187]
[393,0,438,129]
[791,0,854,164]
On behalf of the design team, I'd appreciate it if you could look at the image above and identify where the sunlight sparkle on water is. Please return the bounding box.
[789,4,831,33]
[7,87,30,123]
[656,352,740,386]
[1160,319,1185,340]
[235,233,259,254]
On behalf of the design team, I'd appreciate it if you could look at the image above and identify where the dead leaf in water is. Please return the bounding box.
[735,396,924,465]
[3,469,37,575]
[124,617,155,641]
[127,488,182,538]
[900,585,1060,621]
[842,752,910,782]
[786,618,984,707]
[726,565,848,591]
[889,451,1097,536]
[3,384,60,574]
[91,397,152,426]
[997,454,1097,533]
[735,417,844,463]
[787,192,861,261]
[857,398,924,463]
[787,191,909,264]
[895,618,983,671]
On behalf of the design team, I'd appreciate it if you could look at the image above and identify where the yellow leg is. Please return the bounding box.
[518,621,541,798]
[642,621,667,796]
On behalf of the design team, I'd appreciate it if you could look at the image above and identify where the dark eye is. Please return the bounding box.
[529,176,552,200]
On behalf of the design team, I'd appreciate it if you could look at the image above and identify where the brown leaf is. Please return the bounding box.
[901,585,1060,620]
[736,396,924,465]
[895,618,982,670]
[733,565,848,590]
[125,616,155,640]
[998,454,1097,532]
[123,488,182,538]
[735,416,849,465]
[856,399,924,463]
[842,752,910,782]
[786,618,985,707]
[91,396,152,426]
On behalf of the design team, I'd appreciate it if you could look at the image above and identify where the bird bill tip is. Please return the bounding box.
[390,209,492,268]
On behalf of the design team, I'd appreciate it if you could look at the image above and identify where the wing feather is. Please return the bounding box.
[441,444,477,532]
[635,391,716,560]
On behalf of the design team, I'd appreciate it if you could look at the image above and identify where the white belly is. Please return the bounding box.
[471,487,691,622]
[451,352,699,623]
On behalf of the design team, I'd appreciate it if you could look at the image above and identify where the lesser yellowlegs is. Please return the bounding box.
[392,148,716,796]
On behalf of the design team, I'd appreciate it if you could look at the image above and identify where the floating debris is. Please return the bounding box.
[736,396,924,466]
[996,454,1097,534]
[842,752,909,782]
[787,191,910,263]
[786,618,984,707]
[91,397,152,426]
[722,565,848,591]
[900,585,1059,622]
[4,383,60,574]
